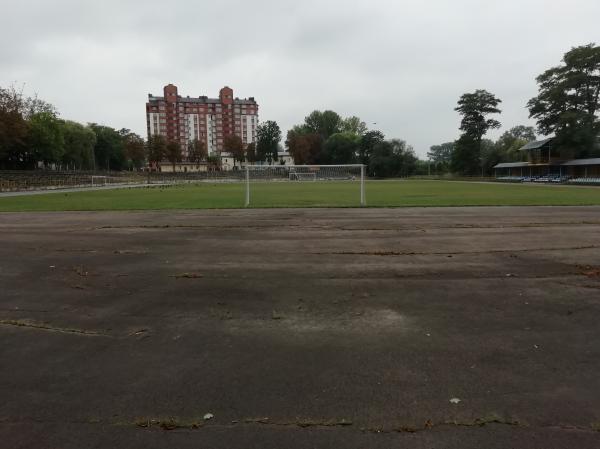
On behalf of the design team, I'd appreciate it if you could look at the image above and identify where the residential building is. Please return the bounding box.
[146,84,259,169]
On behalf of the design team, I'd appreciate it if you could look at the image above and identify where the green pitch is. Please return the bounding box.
[1,180,599,211]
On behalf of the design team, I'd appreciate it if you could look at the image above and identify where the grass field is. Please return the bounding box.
[1,180,600,211]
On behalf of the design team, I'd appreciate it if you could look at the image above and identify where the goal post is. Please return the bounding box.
[244,164,366,207]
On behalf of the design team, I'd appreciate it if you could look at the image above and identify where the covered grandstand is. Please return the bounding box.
[494,138,600,185]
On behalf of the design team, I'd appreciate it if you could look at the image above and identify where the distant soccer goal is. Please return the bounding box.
[91,175,108,186]
[245,164,366,207]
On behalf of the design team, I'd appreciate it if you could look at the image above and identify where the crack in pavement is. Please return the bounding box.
[3,415,599,434]
[313,244,600,257]
[87,221,600,232]
[0,319,112,337]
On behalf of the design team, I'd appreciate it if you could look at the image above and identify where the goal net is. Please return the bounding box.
[289,172,316,182]
[244,164,365,207]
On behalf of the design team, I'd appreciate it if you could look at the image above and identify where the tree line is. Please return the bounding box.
[0,85,286,172]
[0,85,147,171]
[286,110,418,177]
[431,43,600,176]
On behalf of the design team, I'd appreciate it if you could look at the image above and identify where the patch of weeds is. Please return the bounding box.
[576,265,600,278]
[444,413,525,427]
[134,417,203,430]
[296,419,352,428]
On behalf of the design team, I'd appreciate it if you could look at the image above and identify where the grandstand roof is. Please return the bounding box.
[562,158,600,166]
[493,162,529,169]
[519,138,554,151]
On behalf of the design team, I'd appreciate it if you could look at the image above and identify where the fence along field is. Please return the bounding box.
[0,169,256,192]
[0,166,365,193]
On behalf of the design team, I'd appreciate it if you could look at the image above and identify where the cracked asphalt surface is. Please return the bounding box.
[1,206,600,448]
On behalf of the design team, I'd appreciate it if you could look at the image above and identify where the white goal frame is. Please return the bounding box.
[245,164,366,207]
[91,176,108,186]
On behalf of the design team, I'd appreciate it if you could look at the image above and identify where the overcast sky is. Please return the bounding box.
[1,0,599,157]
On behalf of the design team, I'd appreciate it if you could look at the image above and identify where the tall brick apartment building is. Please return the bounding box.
[146,84,259,161]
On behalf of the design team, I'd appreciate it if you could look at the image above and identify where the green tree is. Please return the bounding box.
[454,89,502,175]
[28,112,65,167]
[427,142,454,171]
[359,130,385,165]
[451,135,480,175]
[62,121,96,170]
[246,142,257,163]
[188,138,207,166]
[304,110,343,139]
[0,84,57,168]
[256,120,281,163]
[118,128,143,169]
[121,131,146,170]
[146,135,167,170]
[478,139,499,175]
[341,116,367,135]
[322,132,360,164]
[286,129,322,165]
[413,159,431,176]
[528,43,600,158]
[224,134,245,167]
[89,124,125,171]
[495,126,536,162]
[166,140,182,172]
[368,139,417,178]
[0,100,28,168]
